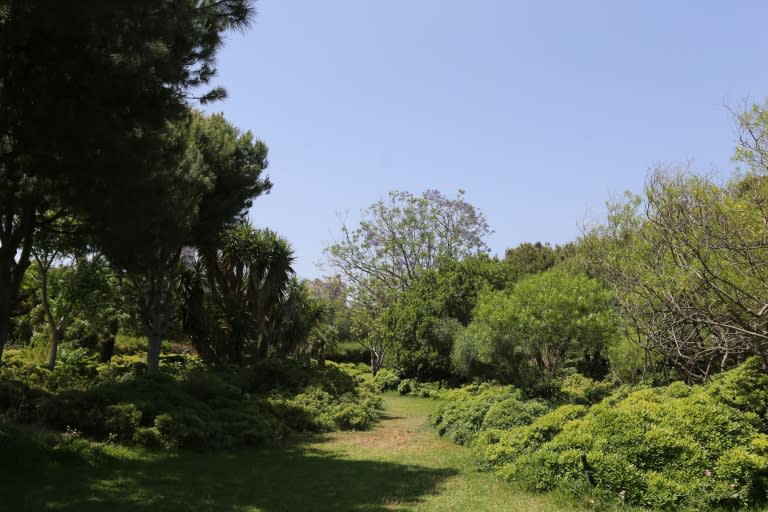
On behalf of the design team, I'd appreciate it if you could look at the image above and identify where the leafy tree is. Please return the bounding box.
[94,111,270,372]
[382,255,509,380]
[29,216,81,369]
[452,268,617,389]
[325,189,491,373]
[326,189,491,301]
[587,168,768,381]
[584,102,768,382]
[503,241,584,280]
[0,0,255,362]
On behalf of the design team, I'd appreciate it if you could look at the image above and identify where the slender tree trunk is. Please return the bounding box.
[0,262,10,363]
[370,346,385,376]
[147,328,163,373]
[0,309,9,364]
[317,342,325,367]
[37,256,61,370]
[47,328,62,370]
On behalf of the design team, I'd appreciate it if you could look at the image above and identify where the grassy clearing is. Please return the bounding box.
[0,394,580,511]
[312,393,579,512]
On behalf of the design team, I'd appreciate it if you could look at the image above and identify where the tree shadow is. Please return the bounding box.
[1,426,456,511]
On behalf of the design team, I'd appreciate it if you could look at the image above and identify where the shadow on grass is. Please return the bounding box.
[1,423,456,512]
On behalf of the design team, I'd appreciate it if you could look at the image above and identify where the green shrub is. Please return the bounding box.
[0,379,41,422]
[396,378,444,398]
[707,356,768,424]
[1,355,380,451]
[481,398,549,430]
[370,368,400,392]
[431,384,521,445]
[557,373,611,405]
[499,384,766,509]
[104,403,142,441]
[397,378,417,395]
[153,411,211,449]
[131,426,162,448]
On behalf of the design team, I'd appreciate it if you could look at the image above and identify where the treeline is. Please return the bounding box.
[323,103,768,395]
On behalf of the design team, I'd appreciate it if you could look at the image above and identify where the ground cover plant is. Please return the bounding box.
[0,349,381,451]
[430,361,768,511]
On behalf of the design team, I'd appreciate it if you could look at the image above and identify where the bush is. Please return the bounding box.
[557,372,611,405]
[495,385,765,509]
[707,356,768,424]
[436,360,768,510]
[396,378,444,398]
[370,368,400,392]
[481,397,549,430]
[104,403,142,442]
[1,355,380,451]
[431,384,521,445]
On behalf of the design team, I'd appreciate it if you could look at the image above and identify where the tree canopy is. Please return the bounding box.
[0,0,256,362]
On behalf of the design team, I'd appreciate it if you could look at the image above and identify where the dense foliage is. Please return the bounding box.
[430,361,768,510]
[0,350,380,450]
[452,268,617,392]
[0,0,255,363]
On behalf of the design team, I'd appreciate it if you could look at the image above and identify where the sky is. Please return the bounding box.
[202,1,768,280]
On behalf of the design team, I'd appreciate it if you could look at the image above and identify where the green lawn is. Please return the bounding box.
[0,394,580,511]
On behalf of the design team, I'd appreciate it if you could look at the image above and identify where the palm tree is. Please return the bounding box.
[182,221,321,366]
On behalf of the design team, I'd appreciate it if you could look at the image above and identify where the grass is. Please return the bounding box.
[0,394,583,511]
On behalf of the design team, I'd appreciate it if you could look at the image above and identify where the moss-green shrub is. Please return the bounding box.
[481,398,549,431]
[370,368,400,392]
[472,404,587,473]
[430,384,521,445]
[438,361,768,510]
[707,356,768,424]
[498,386,765,509]
[396,378,444,398]
[1,355,380,451]
[397,378,417,395]
[557,373,612,405]
[104,402,142,442]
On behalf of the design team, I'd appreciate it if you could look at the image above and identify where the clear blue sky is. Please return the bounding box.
[202,1,768,280]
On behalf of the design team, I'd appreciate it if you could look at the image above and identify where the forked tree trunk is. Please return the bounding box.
[370,346,385,376]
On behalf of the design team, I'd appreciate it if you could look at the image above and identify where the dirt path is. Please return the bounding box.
[306,394,575,512]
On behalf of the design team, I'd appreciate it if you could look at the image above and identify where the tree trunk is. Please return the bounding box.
[0,310,9,364]
[142,272,174,374]
[145,293,170,373]
[47,328,62,370]
[99,319,118,363]
[147,329,163,373]
[317,343,325,367]
[0,204,35,364]
[37,256,64,370]
[370,346,385,376]
[0,263,10,363]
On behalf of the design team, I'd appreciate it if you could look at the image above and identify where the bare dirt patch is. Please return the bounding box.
[331,423,415,449]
